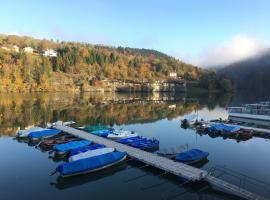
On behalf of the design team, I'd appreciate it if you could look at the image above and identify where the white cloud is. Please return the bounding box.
[190,34,269,67]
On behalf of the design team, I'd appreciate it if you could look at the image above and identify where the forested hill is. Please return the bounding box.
[217,49,270,92]
[0,34,230,92]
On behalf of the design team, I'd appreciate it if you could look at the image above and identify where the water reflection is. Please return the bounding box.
[0,92,232,137]
[2,92,270,199]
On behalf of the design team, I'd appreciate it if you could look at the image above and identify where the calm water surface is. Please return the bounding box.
[0,92,270,200]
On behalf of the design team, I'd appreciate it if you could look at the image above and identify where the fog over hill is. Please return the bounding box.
[217,48,270,91]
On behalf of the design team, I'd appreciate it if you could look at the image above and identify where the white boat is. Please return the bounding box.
[181,114,203,126]
[107,129,138,140]
[69,147,115,162]
[228,103,270,126]
[47,121,76,128]
[16,127,44,138]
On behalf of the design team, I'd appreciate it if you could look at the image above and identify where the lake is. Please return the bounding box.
[0,91,270,200]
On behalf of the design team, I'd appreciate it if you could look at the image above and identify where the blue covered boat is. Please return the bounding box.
[53,140,91,155]
[175,149,209,164]
[56,151,127,177]
[28,129,61,140]
[207,123,240,134]
[117,136,143,144]
[130,138,160,151]
[69,144,106,157]
[91,129,112,137]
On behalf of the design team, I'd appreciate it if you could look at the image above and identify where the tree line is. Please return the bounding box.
[0,34,232,92]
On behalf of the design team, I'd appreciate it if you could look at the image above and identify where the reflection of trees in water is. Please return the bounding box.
[187,92,233,110]
[0,92,232,136]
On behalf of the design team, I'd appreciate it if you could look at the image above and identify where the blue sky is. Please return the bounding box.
[1,0,270,66]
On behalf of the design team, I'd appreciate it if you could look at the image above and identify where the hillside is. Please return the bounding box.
[218,49,270,92]
[0,34,229,92]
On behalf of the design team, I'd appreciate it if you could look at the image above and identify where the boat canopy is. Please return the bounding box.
[69,147,115,162]
[28,129,61,139]
[117,136,142,144]
[91,129,112,137]
[130,138,159,150]
[208,123,241,133]
[81,125,108,132]
[175,149,209,163]
[56,152,127,177]
[54,140,91,152]
[70,144,106,156]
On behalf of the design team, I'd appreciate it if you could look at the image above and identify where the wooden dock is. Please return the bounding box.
[54,125,268,200]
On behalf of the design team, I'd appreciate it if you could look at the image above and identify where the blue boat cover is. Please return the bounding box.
[56,151,127,176]
[117,136,142,144]
[54,140,91,152]
[28,129,61,139]
[175,149,209,163]
[69,144,106,156]
[208,123,240,133]
[130,139,159,149]
[90,129,112,137]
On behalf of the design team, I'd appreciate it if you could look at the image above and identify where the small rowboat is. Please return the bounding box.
[47,121,76,128]
[56,152,127,178]
[28,129,62,141]
[69,147,115,162]
[117,136,144,144]
[91,129,112,137]
[175,149,209,164]
[79,125,108,132]
[39,135,80,150]
[107,129,138,140]
[130,138,160,152]
[16,127,44,138]
[69,144,106,157]
[53,140,91,156]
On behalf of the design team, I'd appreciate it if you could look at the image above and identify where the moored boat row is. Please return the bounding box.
[15,122,209,179]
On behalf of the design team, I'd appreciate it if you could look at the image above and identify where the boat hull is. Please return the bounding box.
[57,152,127,178]
[229,113,270,127]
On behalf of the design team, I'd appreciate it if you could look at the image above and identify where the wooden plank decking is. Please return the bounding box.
[53,125,268,200]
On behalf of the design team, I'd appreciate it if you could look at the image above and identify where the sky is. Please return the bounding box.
[1,0,270,66]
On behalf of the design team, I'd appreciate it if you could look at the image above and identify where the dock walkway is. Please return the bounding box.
[54,125,268,200]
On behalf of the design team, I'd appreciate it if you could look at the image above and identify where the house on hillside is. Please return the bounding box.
[43,49,57,57]
[23,47,34,53]
[169,72,177,78]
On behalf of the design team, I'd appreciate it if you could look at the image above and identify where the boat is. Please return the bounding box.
[175,149,209,164]
[69,147,115,162]
[56,152,127,178]
[107,129,138,140]
[28,129,62,140]
[39,135,80,149]
[16,127,44,138]
[228,102,270,127]
[47,121,76,128]
[157,144,189,159]
[90,129,112,137]
[235,129,253,140]
[53,140,91,156]
[117,136,143,144]
[129,138,160,151]
[79,125,108,132]
[207,123,241,135]
[181,114,203,128]
[69,144,106,157]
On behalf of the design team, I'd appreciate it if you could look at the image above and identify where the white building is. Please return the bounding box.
[43,49,57,57]
[169,72,177,78]
[13,45,19,52]
[23,47,34,53]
